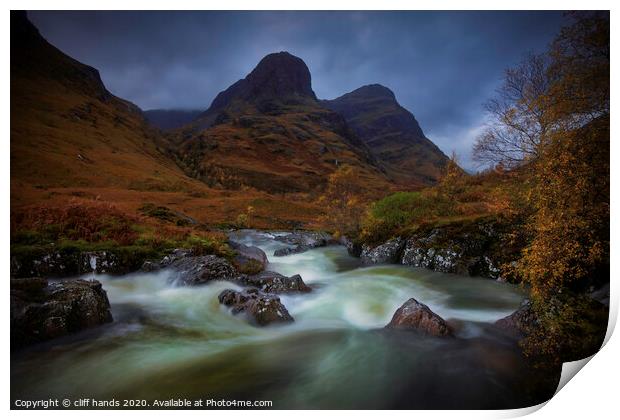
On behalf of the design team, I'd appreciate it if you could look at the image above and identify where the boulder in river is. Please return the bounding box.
[241,271,311,293]
[494,300,536,337]
[169,255,238,285]
[229,241,268,274]
[218,288,294,326]
[385,297,452,337]
[360,238,404,265]
[11,278,113,349]
[273,231,333,256]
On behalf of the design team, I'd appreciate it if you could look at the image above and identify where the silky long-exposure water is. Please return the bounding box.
[11,230,559,409]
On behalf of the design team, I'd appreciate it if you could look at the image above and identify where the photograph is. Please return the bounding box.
[9,8,610,411]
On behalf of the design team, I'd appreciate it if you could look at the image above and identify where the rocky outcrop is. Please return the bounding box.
[360,238,404,264]
[273,231,333,256]
[356,219,516,279]
[169,255,238,286]
[218,288,294,326]
[399,221,510,278]
[11,278,113,349]
[240,271,311,293]
[385,298,452,337]
[495,300,536,337]
[11,248,152,278]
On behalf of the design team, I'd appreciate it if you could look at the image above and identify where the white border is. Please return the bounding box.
[3,1,617,419]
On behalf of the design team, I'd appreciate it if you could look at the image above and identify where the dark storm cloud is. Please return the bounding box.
[28,10,566,170]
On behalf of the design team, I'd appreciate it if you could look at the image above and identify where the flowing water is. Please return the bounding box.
[11,230,558,409]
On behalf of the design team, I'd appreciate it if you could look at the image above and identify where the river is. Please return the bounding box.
[11,230,559,409]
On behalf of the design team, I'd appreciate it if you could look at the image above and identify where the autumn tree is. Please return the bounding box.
[438,151,465,200]
[474,12,609,364]
[519,12,609,299]
[318,165,367,237]
[473,53,555,168]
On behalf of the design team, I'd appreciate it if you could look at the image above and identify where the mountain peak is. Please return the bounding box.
[248,51,316,99]
[207,51,316,114]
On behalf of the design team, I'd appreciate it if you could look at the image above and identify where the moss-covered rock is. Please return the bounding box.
[11,278,113,349]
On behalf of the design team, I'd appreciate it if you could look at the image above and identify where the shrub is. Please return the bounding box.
[360,191,455,244]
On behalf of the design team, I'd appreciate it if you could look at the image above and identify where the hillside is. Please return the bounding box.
[170,52,393,194]
[10,13,323,229]
[324,84,449,185]
[10,12,206,194]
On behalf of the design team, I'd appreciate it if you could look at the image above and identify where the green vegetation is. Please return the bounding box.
[139,203,193,226]
[359,191,455,245]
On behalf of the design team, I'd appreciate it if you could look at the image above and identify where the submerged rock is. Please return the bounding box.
[385,297,452,337]
[169,255,238,285]
[218,288,294,326]
[360,238,404,264]
[274,246,306,256]
[241,271,311,293]
[11,278,113,349]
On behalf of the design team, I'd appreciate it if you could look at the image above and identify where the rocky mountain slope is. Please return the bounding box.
[324,84,449,185]
[170,52,392,194]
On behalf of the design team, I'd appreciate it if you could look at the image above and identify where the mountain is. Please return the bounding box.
[144,109,202,131]
[323,84,449,185]
[10,11,205,194]
[172,52,391,194]
[9,13,331,230]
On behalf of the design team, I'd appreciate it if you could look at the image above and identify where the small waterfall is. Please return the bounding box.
[89,254,98,274]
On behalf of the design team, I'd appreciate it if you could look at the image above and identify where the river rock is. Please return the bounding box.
[273,231,333,256]
[360,238,404,265]
[241,271,311,293]
[385,297,452,337]
[11,278,113,349]
[229,241,268,274]
[218,288,294,326]
[169,255,238,285]
[229,241,268,265]
[495,300,539,337]
[339,235,362,258]
[141,248,194,272]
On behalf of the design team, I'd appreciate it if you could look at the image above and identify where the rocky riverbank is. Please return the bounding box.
[10,227,527,348]
[355,218,522,281]
[11,277,113,350]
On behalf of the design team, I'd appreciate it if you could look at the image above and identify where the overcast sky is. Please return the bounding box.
[29,11,567,170]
